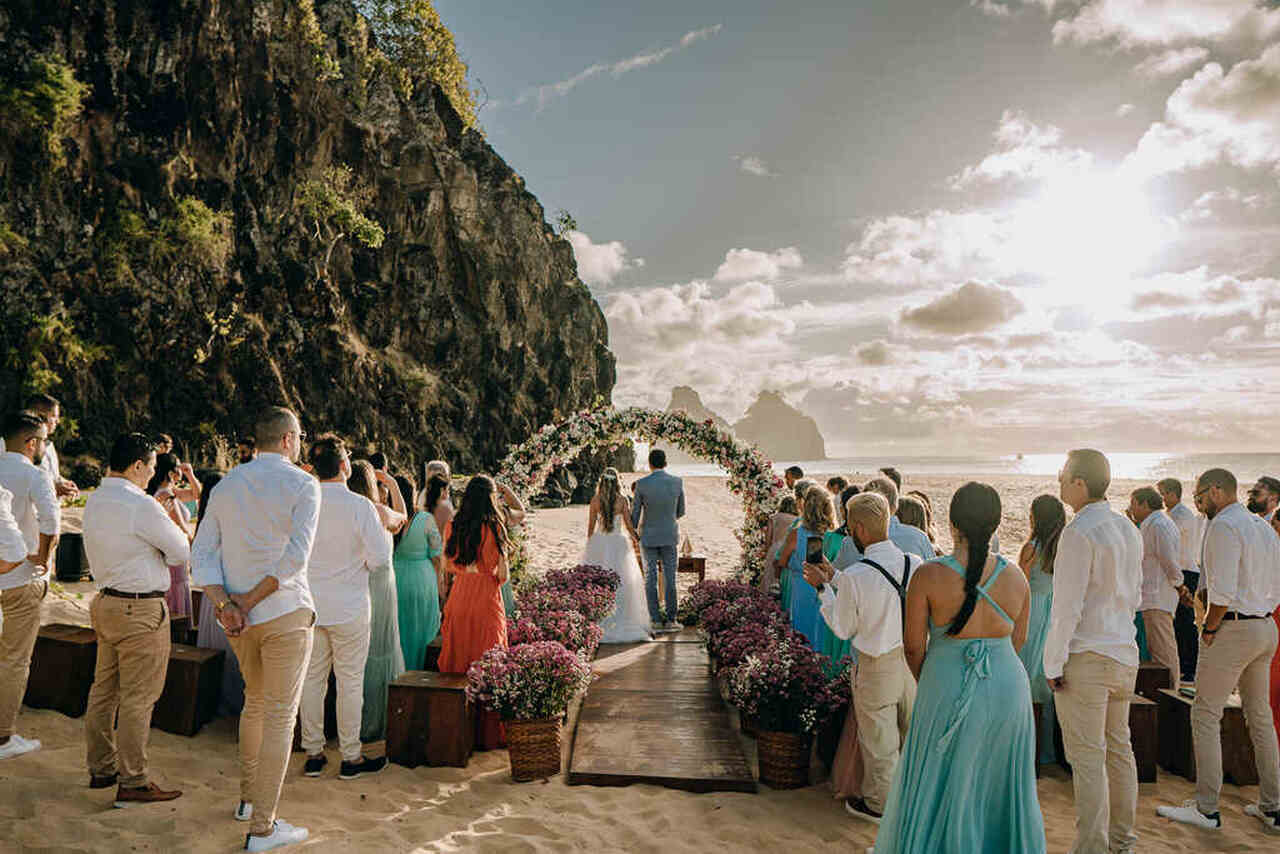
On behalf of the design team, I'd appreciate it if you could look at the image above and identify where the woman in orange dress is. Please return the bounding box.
[439,475,510,749]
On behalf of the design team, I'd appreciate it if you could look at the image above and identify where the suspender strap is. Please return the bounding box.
[859,555,912,617]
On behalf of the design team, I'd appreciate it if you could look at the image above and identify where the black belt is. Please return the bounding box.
[101,588,165,600]
[1222,611,1268,621]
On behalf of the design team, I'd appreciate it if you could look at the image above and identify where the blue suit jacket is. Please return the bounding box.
[630,469,685,548]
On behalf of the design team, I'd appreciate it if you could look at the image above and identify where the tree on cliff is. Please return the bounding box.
[297,165,386,283]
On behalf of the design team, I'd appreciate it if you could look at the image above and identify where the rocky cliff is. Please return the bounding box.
[657,385,731,466]
[0,0,615,475]
[733,391,826,462]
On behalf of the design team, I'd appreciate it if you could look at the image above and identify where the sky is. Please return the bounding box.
[436,0,1280,456]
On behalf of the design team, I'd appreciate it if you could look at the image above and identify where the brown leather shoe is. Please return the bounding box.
[113,782,183,808]
[89,772,118,789]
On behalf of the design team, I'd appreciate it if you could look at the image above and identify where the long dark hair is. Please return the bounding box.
[146,452,180,495]
[424,474,450,513]
[393,474,416,545]
[445,475,508,566]
[947,481,1002,636]
[1029,493,1066,575]
[347,459,378,502]
[196,472,222,529]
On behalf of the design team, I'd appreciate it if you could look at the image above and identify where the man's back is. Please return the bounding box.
[632,471,684,547]
[309,483,388,626]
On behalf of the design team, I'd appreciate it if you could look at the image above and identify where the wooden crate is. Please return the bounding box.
[54,532,91,582]
[424,637,442,672]
[1130,694,1157,783]
[23,623,97,717]
[1135,661,1172,702]
[677,556,706,583]
[1157,688,1258,785]
[152,645,225,736]
[386,671,474,768]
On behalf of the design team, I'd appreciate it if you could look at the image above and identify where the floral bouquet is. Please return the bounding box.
[726,635,832,735]
[706,618,796,674]
[466,640,593,722]
[544,564,621,594]
[510,609,603,658]
[699,594,783,641]
[678,579,763,626]
[519,577,617,624]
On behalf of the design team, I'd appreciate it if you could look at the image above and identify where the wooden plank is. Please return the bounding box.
[1156,688,1258,784]
[1129,695,1157,783]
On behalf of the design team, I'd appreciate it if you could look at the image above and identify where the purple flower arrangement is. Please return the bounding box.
[466,640,594,722]
[678,578,766,626]
[509,609,603,658]
[726,633,832,735]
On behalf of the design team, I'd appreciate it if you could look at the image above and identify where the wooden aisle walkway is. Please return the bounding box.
[567,630,756,793]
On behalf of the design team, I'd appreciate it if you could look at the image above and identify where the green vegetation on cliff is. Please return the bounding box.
[0,53,86,168]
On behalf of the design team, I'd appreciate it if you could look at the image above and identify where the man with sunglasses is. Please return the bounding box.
[1158,468,1280,832]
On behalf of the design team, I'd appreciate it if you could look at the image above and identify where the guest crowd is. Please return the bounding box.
[2,394,1280,852]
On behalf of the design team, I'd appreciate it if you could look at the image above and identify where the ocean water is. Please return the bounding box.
[664,452,1280,484]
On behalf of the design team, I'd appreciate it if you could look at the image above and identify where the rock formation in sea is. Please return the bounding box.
[656,386,733,466]
[733,391,826,461]
[0,0,615,477]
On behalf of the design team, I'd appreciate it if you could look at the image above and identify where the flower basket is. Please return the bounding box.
[757,729,811,789]
[507,716,562,781]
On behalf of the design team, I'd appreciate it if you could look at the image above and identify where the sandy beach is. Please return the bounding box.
[6,473,1271,853]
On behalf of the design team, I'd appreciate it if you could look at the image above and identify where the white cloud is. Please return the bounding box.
[1048,0,1280,48]
[732,155,776,177]
[713,247,803,282]
[970,0,1013,17]
[1133,46,1210,78]
[1178,187,1268,223]
[1125,44,1280,177]
[950,110,1093,188]
[842,209,1018,287]
[899,281,1025,334]
[1116,102,1136,116]
[514,25,723,110]
[566,230,639,287]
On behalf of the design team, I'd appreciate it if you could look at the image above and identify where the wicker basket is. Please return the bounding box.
[757,729,811,789]
[507,716,562,781]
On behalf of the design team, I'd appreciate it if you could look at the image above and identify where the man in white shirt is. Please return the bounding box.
[299,436,389,781]
[82,433,189,806]
[0,411,60,762]
[1158,478,1204,683]
[805,492,922,824]
[1046,449,1143,854]
[863,477,936,560]
[1158,468,1280,831]
[25,394,79,499]
[1245,476,1280,522]
[191,407,320,852]
[1129,487,1188,693]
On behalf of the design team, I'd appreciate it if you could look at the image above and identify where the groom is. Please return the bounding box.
[631,448,685,632]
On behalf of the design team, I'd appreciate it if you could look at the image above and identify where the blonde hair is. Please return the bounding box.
[801,487,835,535]
[846,492,890,538]
[597,467,621,532]
[793,477,818,501]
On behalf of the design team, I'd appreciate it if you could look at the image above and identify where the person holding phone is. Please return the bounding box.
[776,487,837,648]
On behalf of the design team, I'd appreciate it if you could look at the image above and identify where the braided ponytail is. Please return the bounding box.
[946,482,1002,636]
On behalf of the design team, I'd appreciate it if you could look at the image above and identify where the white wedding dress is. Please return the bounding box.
[582,515,653,643]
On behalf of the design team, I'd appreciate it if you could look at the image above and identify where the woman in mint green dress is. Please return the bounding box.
[394,475,444,670]
[874,482,1045,854]
[1017,494,1064,764]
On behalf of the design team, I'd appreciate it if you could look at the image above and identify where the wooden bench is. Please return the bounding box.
[169,616,198,647]
[678,556,706,584]
[386,671,474,768]
[1157,688,1258,784]
[1135,661,1172,702]
[424,637,442,672]
[152,645,224,736]
[24,623,97,717]
[1130,695,1157,783]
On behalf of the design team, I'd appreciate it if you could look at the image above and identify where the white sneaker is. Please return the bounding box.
[1157,801,1221,829]
[1244,804,1280,831]
[0,735,41,760]
[244,820,309,851]
[665,620,684,632]
[235,801,254,821]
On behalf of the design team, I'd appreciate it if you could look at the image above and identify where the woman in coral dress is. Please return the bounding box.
[439,474,510,749]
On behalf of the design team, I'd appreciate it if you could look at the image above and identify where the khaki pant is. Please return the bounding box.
[1141,609,1180,693]
[300,614,370,763]
[1056,651,1139,854]
[228,608,314,836]
[852,645,916,813]
[1192,617,1280,814]
[84,594,171,787]
[0,579,46,739]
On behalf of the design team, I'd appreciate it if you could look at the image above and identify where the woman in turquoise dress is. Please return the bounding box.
[874,482,1045,853]
[394,475,445,670]
[775,486,835,649]
[1017,494,1065,764]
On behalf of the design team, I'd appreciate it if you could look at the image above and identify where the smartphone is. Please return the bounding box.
[805,537,823,564]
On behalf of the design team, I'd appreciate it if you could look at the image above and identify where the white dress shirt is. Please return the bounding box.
[191,452,320,626]
[819,539,923,658]
[83,477,190,593]
[1165,502,1203,575]
[888,517,935,560]
[0,485,28,564]
[39,441,61,486]
[1138,510,1183,614]
[0,451,60,590]
[1043,500,1143,680]
[308,483,390,626]
[1201,501,1280,617]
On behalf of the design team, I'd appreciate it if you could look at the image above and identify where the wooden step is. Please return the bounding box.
[23,623,97,718]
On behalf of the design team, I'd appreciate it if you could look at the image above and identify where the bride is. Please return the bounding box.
[582,467,652,643]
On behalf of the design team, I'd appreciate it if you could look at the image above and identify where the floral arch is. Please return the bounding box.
[499,406,785,582]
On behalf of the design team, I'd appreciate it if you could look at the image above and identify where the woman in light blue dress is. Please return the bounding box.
[776,486,835,649]
[1017,494,1064,764]
[393,475,444,670]
[874,482,1045,854]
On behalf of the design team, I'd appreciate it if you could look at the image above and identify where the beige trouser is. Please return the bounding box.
[1141,609,1180,693]
[1192,617,1280,814]
[0,579,46,739]
[228,608,314,835]
[300,614,370,763]
[84,594,171,787]
[852,645,916,813]
[1056,651,1139,854]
